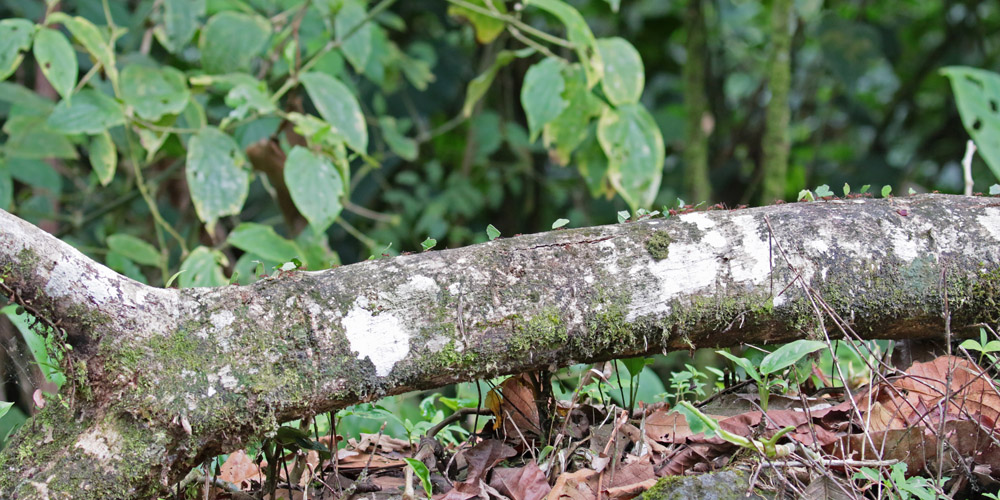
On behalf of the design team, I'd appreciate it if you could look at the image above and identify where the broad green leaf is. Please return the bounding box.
[551,218,569,229]
[199,11,271,73]
[881,185,892,198]
[159,0,206,52]
[716,350,762,384]
[3,116,77,159]
[543,64,604,164]
[300,72,368,153]
[284,146,344,233]
[185,127,249,230]
[335,0,373,72]
[378,116,417,161]
[421,238,437,251]
[0,160,11,209]
[520,57,567,142]
[463,48,534,117]
[179,246,229,288]
[942,67,1000,181]
[672,402,719,438]
[619,357,647,378]
[8,159,61,193]
[759,340,826,376]
[48,13,117,86]
[120,64,190,120]
[33,28,77,101]
[523,0,602,86]
[224,81,275,119]
[228,223,301,263]
[596,37,643,105]
[486,224,500,240]
[0,19,34,81]
[2,305,65,386]
[0,401,13,420]
[447,0,507,44]
[575,127,612,198]
[46,89,126,134]
[89,130,117,186]
[107,234,162,267]
[597,104,664,212]
[0,81,54,114]
[106,251,148,284]
[403,458,433,499]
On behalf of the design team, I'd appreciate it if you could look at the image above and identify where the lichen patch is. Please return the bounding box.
[342,296,410,376]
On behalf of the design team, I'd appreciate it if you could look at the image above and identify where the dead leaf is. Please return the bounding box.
[489,461,551,500]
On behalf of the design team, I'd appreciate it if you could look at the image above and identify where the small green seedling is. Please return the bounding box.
[404,458,433,498]
[717,339,826,411]
[959,328,1000,365]
[673,401,795,458]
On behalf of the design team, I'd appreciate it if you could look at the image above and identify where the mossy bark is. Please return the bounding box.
[1,195,1000,497]
[760,0,794,203]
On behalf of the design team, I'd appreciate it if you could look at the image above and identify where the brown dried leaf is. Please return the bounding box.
[489,461,552,500]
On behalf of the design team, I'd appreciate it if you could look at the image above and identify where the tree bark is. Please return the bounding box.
[1,194,1000,497]
[760,0,794,203]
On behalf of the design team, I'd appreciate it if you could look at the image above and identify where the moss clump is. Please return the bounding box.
[510,310,567,353]
[645,231,672,260]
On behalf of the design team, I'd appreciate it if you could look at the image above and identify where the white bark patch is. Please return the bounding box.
[630,241,720,319]
[211,310,235,330]
[728,215,771,285]
[75,427,120,461]
[680,212,716,230]
[978,208,1000,241]
[342,296,410,376]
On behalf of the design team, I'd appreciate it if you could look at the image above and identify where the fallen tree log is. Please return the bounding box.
[0,193,998,497]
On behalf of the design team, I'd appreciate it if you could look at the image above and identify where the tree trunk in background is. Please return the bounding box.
[2,194,1000,497]
[760,0,793,203]
[683,0,712,203]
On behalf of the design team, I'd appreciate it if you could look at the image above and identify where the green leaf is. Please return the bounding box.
[120,64,190,120]
[960,339,983,352]
[486,224,500,240]
[107,234,162,267]
[185,127,249,230]
[0,81,54,114]
[224,81,275,119]
[284,146,344,233]
[159,0,206,52]
[797,189,814,202]
[597,103,664,212]
[0,19,34,81]
[89,130,117,186]
[672,402,719,438]
[543,64,604,164]
[551,218,569,229]
[33,28,77,101]
[759,340,826,376]
[421,237,437,251]
[943,67,1000,182]
[48,13,117,86]
[335,0,374,72]
[228,223,301,263]
[619,357,646,378]
[520,57,567,142]
[378,116,418,161]
[815,184,834,197]
[106,251,147,284]
[178,246,228,288]
[3,116,77,159]
[46,89,126,134]
[300,72,368,153]
[716,350,762,384]
[0,401,13,420]
[617,210,630,223]
[447,0,507,44]
[524,0,602,86]
[199,11,271,73]
[596,37,643,105]
[860,184,871,194]
[462,48,534,117]
[843,183,850,196]
[881,185,892,198]
[990,184,1000,196]
[403,458,433,499]
[2,304,66,386]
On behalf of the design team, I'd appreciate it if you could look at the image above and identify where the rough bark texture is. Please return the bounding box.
[1,194,1000,497]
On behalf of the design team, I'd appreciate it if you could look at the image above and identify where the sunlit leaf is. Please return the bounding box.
[0,19,34,81]
[597,103,664,212]
[228,223,301,263]
[185,127,249,230]
[520,57,567,142]
[179,246,229,288]
[447,0,507,44]
[33,28,77,101]
[284,146,344,233]
[46,89,126,134]
[596,37,643,105]
[199,11,271,73]
[543,64,604,164]
[335,0,374,72]
[523,0,602,86]
[89,130,117,186]
[759,340,826,376]
[224,81,275,119]
[120,64,190,120]
[107,234,162,267]
[48,13,117,86]
[300,72,368,153]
